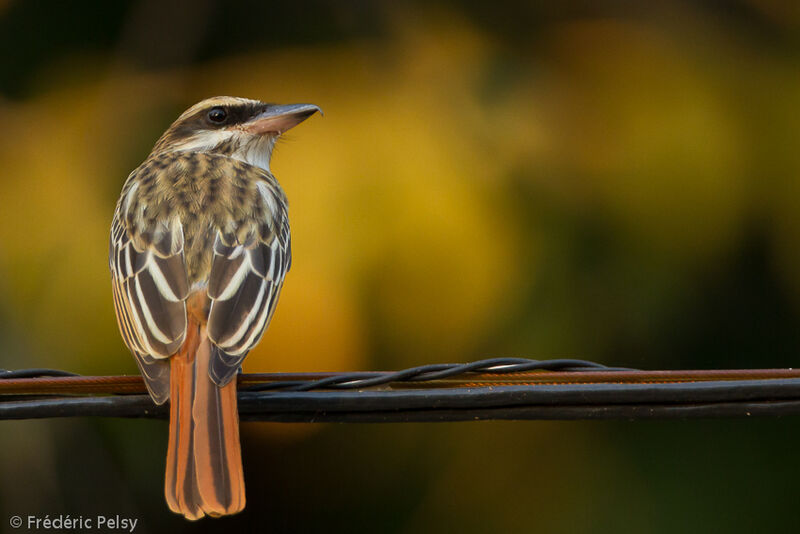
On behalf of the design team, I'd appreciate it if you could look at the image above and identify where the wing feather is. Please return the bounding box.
[110,193,190,402]
[133,352,171,404]
[206,180,291,386]
[114,231,188,355]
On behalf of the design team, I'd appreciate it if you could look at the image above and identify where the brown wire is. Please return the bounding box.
[3,369,800,396]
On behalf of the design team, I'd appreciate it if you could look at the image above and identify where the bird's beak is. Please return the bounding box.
[242,104,322,135]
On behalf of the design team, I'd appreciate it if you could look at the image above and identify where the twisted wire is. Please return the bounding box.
[243,358,634,391]
[0,358,630,395]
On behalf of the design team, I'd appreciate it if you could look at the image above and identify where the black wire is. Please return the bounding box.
[0,369,80,379]
[3,379,800,421]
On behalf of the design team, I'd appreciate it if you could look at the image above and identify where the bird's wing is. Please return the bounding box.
[206,178,291,386]
[110,187,190,403]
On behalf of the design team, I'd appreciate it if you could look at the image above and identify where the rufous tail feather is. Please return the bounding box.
[165,320,245,520]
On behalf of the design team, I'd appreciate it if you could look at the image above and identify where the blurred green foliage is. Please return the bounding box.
[1,0,799,532]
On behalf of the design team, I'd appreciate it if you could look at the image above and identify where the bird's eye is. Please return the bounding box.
[207,107,228,124]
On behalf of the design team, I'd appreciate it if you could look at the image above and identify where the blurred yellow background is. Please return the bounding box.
[1,1,799,532]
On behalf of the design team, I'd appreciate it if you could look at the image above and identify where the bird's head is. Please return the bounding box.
[150,96,321,171]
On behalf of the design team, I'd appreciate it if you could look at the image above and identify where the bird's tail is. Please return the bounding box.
[164,321,245,520]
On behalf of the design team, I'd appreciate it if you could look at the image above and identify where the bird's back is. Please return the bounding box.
[118,151,289,288]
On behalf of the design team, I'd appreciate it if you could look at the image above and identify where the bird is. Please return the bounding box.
[109,96,320,519]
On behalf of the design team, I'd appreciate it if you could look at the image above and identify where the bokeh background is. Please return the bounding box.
[1,0,800,532]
